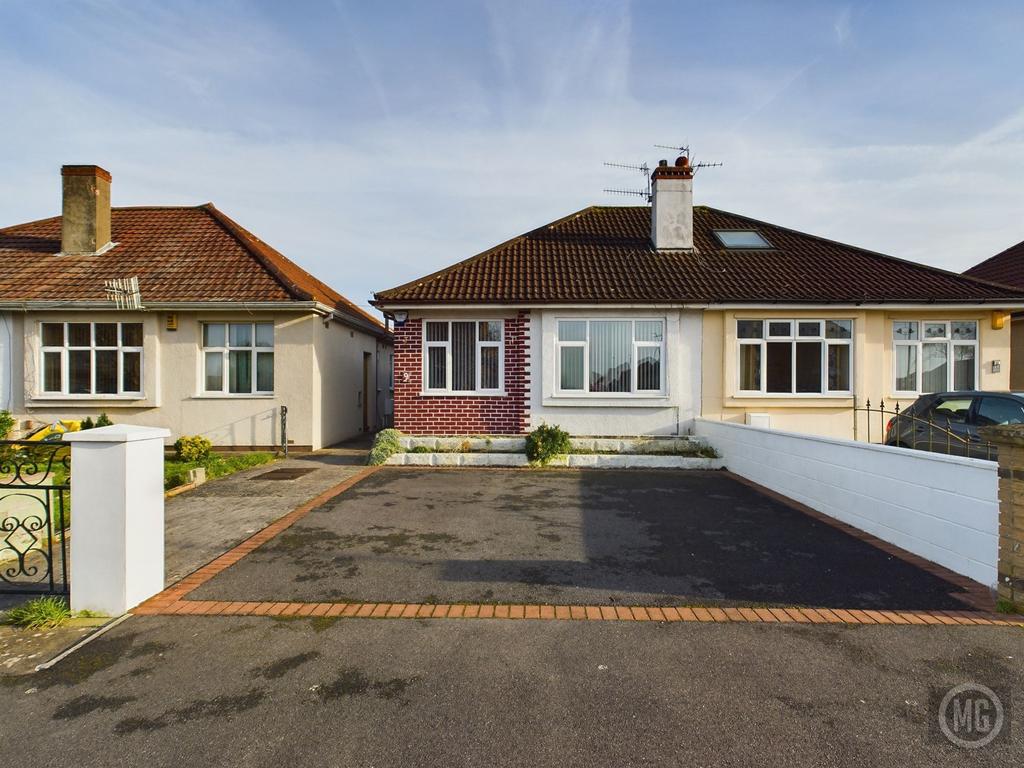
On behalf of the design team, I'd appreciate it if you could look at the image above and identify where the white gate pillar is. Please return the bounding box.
[63,424,170,615]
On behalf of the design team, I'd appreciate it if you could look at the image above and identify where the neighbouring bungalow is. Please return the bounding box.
[0,165,392,450]
[965,238,1024,390]
[373,156,1024,440]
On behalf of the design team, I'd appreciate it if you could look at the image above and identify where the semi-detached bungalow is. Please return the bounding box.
[0,165,393,450]
[373,156,1024,439]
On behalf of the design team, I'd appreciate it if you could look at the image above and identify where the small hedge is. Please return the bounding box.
[368,428,404,465]
[175,435,213,462]
[525,424,571,466]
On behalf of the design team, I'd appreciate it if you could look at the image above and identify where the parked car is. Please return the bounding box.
[884,391,1024,459]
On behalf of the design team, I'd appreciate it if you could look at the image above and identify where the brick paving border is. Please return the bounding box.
[133,465,1023,628]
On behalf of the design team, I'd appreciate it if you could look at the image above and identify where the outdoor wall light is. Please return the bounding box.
[392,310,409,326]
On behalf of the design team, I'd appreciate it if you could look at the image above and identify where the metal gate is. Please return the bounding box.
[0,440,70,594]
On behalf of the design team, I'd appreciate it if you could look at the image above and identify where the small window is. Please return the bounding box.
[714,230,771,248]
[202,322,274,395]
[423,320,503,393]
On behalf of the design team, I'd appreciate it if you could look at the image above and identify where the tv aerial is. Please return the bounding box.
[602,161,652,202]
[655,142,723,173]
[104,276,144,310]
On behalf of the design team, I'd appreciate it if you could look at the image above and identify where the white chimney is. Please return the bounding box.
[650,156,693,250]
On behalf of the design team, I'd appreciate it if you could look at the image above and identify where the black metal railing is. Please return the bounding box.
[0,440,71,594]
[853,398,996,460]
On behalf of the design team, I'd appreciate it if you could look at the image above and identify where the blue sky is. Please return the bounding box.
[2,1,1023,315]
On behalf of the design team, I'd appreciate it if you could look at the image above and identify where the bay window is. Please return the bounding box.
[893,320,976,394]
[203,322,274,395]
[555,319,665,395]
[423,320,503,393]
[40,321,143,396]
[737,319,852,395]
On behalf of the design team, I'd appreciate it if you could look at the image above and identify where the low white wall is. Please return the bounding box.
[694,418,999,587]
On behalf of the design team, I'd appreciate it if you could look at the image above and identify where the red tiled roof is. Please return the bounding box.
[0,204,388,336]
[964,238,1024,290]
[375,206,1024,305]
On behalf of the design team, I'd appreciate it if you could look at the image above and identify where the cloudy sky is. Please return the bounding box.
[2,1,1023,316]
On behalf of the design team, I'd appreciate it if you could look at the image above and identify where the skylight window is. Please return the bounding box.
[714,230,771,249]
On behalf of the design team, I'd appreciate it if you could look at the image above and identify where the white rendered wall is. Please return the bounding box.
[694,418,999,587]
[0,312,11,412]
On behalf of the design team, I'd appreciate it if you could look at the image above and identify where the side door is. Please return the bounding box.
[972,395,1024,459]
[911,395,976,456]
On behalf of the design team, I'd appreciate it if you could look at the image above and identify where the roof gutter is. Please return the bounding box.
[374,301,1024,311]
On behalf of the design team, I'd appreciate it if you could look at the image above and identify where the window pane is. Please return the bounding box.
[68,323,91,347]
[480,347,499,389]
[589,320,632,393]
[976,397,1024,426]
[953,345,975,390]
[768,321,792,337]
[795,342,822,393]
[204,352,223,392]
[43,351,62,391]
[478,321,501,343]
[94,350,117,394]
[715,230,770,248]
[826,320,852,339]
[797,321,821,338]
[739,344,761,390]
[952,321,977,341]
[203,323,226,348]
[425,321,448,342]
[255,323,274,348]
[737,320,763,339]
[229,323,252,348]
[560,346,584,390]
[637,347,661,391]
[69,350,91,393]
[451,321,476,391]
[121,323,143,347]
[893,321,918,341]
[256,352,274,392]
[558,320,586,342]
[94,323,117,347]
[123,351,141,392]
[427,346,446,389]
[42,323,64,346]
[635,320,664,342]
[766,342,793,393]
[229,350,252,393]
[895,346,917,391]
[921,343,948,393]
[923,322,947,340]
[828,345,850,391]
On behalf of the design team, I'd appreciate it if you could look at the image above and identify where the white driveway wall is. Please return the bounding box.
[694,418,999,587]
[529,308,702,436]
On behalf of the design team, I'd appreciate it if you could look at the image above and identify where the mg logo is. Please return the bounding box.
[937,683,1007,749]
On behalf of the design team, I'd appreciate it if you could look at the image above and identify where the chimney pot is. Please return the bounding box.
[61,165,112,255]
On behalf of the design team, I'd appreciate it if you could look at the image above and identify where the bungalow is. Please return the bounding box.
[965,238,1024,390]
[0,165,392,450]
[373,156,1024,439]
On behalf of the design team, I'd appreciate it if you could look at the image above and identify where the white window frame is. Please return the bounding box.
[892,320,979,395]
[421,320,504,395]
[39,321,144,398]
[201,322,275,396]
[554,318,667,397]
[736,318,854,397]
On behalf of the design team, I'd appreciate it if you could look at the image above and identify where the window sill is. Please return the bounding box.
[190,393,276,400]
[29,394,145,401]
[726,395,854,408]
[418,391,507,398]
[543,395,670,408]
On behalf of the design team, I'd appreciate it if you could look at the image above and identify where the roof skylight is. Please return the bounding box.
[714,230,771,249]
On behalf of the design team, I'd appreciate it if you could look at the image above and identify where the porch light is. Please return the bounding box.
[392,310,409,326]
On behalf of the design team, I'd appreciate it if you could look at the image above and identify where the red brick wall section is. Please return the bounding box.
[393,312,530,435]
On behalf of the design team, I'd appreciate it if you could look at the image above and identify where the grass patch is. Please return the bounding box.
[996,598,1022,615]
[164,452,275,491]
[3,596,71,629]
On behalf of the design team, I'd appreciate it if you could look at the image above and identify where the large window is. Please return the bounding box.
[40,322,143,396]
[737,319,852,395]
[423,320,503,393]
[555,319,665,395]
[893,320,976,394]
[202,322,274,395]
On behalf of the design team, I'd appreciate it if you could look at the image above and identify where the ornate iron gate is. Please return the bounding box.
[0,440,70,594]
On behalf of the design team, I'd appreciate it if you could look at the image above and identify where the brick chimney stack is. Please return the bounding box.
[61,165,112,255]
[650,156,693,250]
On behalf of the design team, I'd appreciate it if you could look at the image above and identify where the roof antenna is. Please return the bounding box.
[104,276,144,310]
[602,161,652,203]
[656,143,723,174]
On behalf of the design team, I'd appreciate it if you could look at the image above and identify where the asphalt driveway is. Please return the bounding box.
[191,468,975,611]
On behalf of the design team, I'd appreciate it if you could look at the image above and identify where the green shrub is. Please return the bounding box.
[174,435,213,462]
[525,423,572,466]
[3,596,71,629]
[95,413,113,428]
[367,428,403,465]
[164,451,273,491]
[0,410,15,440]
[80,416,95,431]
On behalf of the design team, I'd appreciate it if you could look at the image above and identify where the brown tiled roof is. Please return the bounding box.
[375,206,1024,305]
[0,204,388,336]
[964,238,1024,290]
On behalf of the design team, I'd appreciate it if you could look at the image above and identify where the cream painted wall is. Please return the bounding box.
[11,310,390,450]
[701,308,1011,440]
[529,308,703,436]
